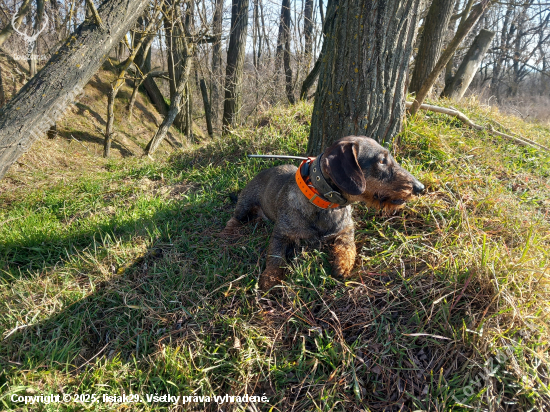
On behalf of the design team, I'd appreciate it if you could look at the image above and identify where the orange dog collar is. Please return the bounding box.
[295,158,340,209]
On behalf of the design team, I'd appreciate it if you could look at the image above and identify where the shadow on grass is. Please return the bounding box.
[0,130,529,411]
[0,190,274,409]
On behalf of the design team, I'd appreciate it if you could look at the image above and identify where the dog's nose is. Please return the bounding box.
[412,180,425,195]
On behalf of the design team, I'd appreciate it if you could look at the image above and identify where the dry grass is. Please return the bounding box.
[0,84,549,411]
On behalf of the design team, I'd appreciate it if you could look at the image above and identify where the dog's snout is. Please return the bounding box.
[412,180,425,195]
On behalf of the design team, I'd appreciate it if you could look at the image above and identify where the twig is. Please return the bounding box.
[405,102,550,152]
[85,0,104,29]
[3,323,31,340]
[70,134,92,154]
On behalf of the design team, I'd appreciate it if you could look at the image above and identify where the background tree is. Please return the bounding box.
[441,28,495,100]
[222,0,249,132]
[0,0,148,179]
[308,0,422,154]
[408,0,456,94]
[210,0,224,128]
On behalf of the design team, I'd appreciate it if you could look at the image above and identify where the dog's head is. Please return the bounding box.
[320,136,424,212]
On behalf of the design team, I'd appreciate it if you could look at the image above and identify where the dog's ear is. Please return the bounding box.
[322,140,366,195]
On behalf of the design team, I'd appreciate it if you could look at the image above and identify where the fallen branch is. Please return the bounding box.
[70,134,92,154]
[405,101,550,153]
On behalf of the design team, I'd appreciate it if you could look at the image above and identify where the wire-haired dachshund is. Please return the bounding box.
[221,135,425,290]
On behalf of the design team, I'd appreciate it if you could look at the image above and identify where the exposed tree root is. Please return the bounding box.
[406,101,550,153]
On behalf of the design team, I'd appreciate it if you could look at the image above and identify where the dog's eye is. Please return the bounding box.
[379,158,386,165]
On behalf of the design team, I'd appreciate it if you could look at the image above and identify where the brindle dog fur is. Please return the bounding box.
[221,136,425,290]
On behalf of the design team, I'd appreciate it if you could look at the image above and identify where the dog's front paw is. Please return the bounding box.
[258,267,285,291]
[331,242,356,278]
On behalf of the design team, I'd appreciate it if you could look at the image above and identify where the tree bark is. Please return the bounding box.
[307,0,421,154]
[408,0,456,94]
[443,0,461,89]
[441,29,495,100]
[490,2,513,103]
[28,0,46,77]
[164,3,189,132]
[408,0,491,116]
[135,33,168,116]
[104,13,159,157]
[211,0,224,128]
[0,65,5,107]
[300,50,323,100]
[280,0,295,104]
[145,27,193,155]
[0,0,149,179]
[222,0,249,132]
[144,63,192,154]
[304,0,314,71]
[200,78,213,136]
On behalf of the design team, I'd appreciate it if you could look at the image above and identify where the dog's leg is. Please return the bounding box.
[259,232,292,291]
[220,191,261,237]
[330,227,356,278]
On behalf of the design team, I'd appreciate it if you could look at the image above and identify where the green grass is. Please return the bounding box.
[1,99,549,411]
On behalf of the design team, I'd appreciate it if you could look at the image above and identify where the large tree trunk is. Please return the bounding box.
[408,0,456,94]
[0,0,148,179]
[222,0,249,132]
[441,29,495,100]
[307,0,421,154]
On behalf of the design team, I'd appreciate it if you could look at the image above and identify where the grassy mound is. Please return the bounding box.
[0,98,549,411]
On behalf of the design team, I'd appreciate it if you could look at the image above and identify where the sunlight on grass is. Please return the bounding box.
[1,99,549,411]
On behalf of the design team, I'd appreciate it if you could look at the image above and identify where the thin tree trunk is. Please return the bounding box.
[186,81,192,139]
[280,0,294,104]
[28,0,46,77]
[408,0,490,116]
[252,0,261,106]
[0,0,149,179]
[0,65,5,107]
[259,0,270,60]
[145,21,193,155]
[307,0,421,153]
[491,2,513,102]
[222,0,250,132]
[134,22,168,117]
[304,0,314,71]
[211,0,224,128]
[104,13,159,157]
[444,0,470,90]
[300,48,323,100]
[164,3,188,132]
[145,56,193,154]
[200,78,213,136]
[408,0,456,94]
[441,29,495,100]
